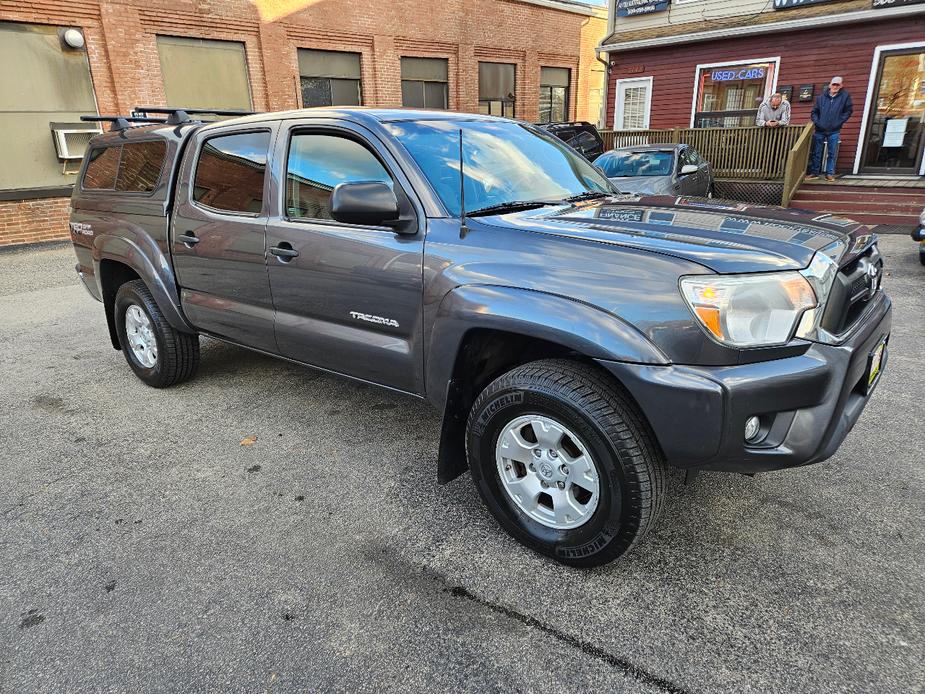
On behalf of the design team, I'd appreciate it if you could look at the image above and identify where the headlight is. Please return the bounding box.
[680,272,817,347]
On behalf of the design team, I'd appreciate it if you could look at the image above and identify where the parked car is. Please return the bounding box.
[70,108,890,567]
[536,121,604,161]
[594,144,714,197]
[911,207,925,265]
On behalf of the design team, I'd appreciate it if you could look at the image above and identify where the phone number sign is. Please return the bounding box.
[617,0,670,16]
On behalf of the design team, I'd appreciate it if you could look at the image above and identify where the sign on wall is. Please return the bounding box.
[773,0,840,8]
[617,0,670,17]
[872,0,925,7]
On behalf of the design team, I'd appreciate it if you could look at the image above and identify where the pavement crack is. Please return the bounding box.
[428,569,690,694]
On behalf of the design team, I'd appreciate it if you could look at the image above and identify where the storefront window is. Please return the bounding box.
[693,61,775,127]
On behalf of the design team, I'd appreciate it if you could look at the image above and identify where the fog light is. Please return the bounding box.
[744,416,761,442]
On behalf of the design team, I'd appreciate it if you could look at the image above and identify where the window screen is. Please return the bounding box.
[116,141,167,192]
[298,50,362,107]
[287,134,391,221]
[83,146,121,190]
[478,62,516,117]
[401,58,448,109]
[156,36,253,110]
[193,131,270,213]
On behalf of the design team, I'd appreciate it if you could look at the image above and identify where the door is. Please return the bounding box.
[860,49,925,175]
[265,122,425,393]
[614,77,652,131]
[171,126,278,352]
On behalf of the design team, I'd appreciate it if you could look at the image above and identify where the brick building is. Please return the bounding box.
[0,0,607,247]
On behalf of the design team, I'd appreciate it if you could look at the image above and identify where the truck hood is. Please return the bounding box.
[476,194,873,274]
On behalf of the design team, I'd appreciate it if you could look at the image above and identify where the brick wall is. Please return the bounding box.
[0,198,72,247]
[0,0,606,247]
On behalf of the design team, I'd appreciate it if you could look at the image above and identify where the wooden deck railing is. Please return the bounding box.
[781,123,815,207]
[599,125,807,181]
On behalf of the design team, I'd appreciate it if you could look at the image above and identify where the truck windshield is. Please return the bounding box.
[385,120,614,217]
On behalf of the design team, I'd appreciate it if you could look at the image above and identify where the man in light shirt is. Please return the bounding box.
[756,92,791,127]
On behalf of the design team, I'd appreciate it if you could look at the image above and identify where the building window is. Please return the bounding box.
[156,36,253,110]
[298,49,362,107]
[401,57,448,109]
[539,67,570,123]
[614,77,653,130]
[286,134,392,220]
[193,131,270,214]
[478,62,516,117]
[0,22,97,191]
[693,60,777,127]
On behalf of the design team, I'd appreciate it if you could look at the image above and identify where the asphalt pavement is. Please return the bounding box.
[1,237,922,693]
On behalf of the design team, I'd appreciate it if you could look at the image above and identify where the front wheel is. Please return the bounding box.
[114,280,200,388]
[466,359,665,567]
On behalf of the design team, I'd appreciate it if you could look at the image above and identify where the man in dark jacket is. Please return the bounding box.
[806,76,853,182]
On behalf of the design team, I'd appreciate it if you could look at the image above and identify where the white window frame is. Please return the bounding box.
[614,76,653,131]
[688,56,780,127]
[852,40,925,176]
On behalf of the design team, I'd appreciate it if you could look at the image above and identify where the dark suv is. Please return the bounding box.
[69,107,890,566]
[537,121,605,161]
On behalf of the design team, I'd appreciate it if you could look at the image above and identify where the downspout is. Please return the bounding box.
[596,49,610,130]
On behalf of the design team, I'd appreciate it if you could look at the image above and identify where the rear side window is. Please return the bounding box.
[83,146,121,189]
[116,141,166,192]
[193,131,270,214]
[82,142,167,192]
[286,133,391,220]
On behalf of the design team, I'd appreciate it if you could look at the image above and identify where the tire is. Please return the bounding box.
[919,252,925,266]
[114,279,200,388]
[465,359,665,567]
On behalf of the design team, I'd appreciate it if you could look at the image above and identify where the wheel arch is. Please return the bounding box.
[94,234,195,349]
[428,285,668,483]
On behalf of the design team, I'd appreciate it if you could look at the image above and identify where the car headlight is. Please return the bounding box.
[680,272,817,347]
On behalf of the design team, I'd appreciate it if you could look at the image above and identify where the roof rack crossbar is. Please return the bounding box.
[132,106,256,124]
[80,115,169,131]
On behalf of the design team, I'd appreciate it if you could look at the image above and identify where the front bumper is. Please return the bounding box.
[598,292,892,473]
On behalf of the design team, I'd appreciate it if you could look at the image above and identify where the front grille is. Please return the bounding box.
[821,244,883,336]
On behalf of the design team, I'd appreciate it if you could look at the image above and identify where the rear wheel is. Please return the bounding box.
[114,280,199,388]
[466,359,665,567]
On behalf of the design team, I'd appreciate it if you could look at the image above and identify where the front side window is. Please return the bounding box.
[286,133,392,220]
[539,67,570,123]
[596,151,674,178]
[694,61,774,127]
[386,120,612,217]
[401,57,448,109]
[193,131,270,213]
[478,62,516,118]
[298,49,362,107]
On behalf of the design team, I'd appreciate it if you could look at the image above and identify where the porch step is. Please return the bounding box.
[790,180,924,226]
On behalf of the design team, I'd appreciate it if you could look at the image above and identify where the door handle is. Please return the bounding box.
[177,231,200,246]
[270,242,299,261]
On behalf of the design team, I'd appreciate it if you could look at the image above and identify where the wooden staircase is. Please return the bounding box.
[789,181,925,227]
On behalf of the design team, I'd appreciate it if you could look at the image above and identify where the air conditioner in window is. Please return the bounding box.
[52,127,100,160]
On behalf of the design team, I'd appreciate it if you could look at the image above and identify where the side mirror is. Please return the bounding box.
[680,164,698,175]
[331,181,400,227]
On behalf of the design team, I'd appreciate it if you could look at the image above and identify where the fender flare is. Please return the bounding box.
[93,233,195,335]
[426,285,669,484]
[425,284,669,408]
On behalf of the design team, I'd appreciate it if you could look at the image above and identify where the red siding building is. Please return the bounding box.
[599,1,925,178]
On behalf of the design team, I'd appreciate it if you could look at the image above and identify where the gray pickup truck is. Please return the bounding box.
[69,107,891,566]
